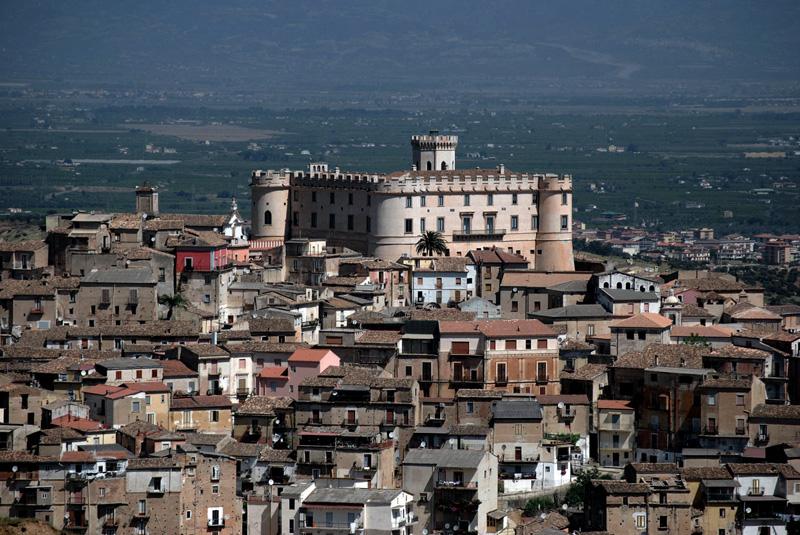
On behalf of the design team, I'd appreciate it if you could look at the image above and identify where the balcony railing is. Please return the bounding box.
[301,319,319,330]
[735,427,746,435]
[755,433,769,445]
[747,487,765,496]
[452,228,507,241]
[703,425,718,435]
[208,520,225,528]
[147,486,164,495]
[435,480,478,490]
[495,376,508,386]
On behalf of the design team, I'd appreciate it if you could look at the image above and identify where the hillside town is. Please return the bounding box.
[0,135,799,535]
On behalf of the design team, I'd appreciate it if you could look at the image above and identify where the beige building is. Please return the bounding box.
[169,394,233,434]
[77,267,158,327]
[597,399,635,468]
[251,132,574,268]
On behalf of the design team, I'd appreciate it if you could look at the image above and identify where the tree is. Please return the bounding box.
[415,231,448,256]
[683,334,710,347]
[563,467,611,507]
[158,293,187,320]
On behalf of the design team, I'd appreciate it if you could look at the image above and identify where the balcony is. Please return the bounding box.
[747,487,765,496]
[735,427,746,436]
[500,453,539,463]
[452,228,506,241]
[67,472,89,484]
[755,433,769,445]
[206,387,223,395]
[128,294,139,305]
[495,376,508,386]
[103,517,119,528]
[208,520,225,529]
[425,414,446,426]
[301,319,319,330]
[703,425,718,435]
[300,521,354,531]
[147,486,165,495]
[536,375,548,385]
[13,496,49,507]
[435,480,478,490]
[236,387,251,397]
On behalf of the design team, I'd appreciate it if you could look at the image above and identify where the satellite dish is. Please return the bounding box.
[272,434,281,443]
[745,507,752,514]
[11,465,18,473]
[449,438,455,445]
[540,513,547,520]
[557,401,565,409]
[453,526,459,532]
[420,441,427,449]
[389,431,397,439]
[422,530,428,535]
[576,438,586,448]
[268,479,274,486]
[80,370,87,377]
[445,524,450,530]
[562,504,568,511]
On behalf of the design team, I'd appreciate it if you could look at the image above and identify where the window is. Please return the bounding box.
[438,194,444,207]
[562,192,568,205]
[487,193,494,206]
[437,217,445,233]
[405,366,412,377]
[347,215,354,230]
[210,410,220,422]
[311,212,317,228]
[211,465,220,481]
[510,215,518,230]
[659,516,668,530]
[115,371,122,380]
[719,508,726,518]
[420,196,426,207]
[212,484,219,495]
[406,196,413,208]
[512,193,518,205]
[464,194,470,206]
[329,192,335,204]
[138,500,147,515]
[186,511,192,519]
[329,214,335,229]
[537,339,547,349]
[132,401,141,412]
[637,330,646,340]
[635,515,646,529]
[366,216,371,232]
[419,218,426,233]
[561,215,569,230]
[311,191,317,202]
[466,401,474,414]
[511,301,518,312]
[736,393,745,406]
[626,331,635,340]
[587,324,595,336]
[531,215,539,230]
[708,394,716,406]
[405,219,413,234]
[158,268,166,282]
[348,192,354,205]
[264,210,272,225]
[496,362,507,383]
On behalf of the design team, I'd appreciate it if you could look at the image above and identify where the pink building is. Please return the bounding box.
[256,366,290,396]
[284,348,340,399]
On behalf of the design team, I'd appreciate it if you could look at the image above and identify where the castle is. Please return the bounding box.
[250,131,574,270]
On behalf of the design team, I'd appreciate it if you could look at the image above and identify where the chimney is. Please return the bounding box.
[654,354,660,367]
[211,331,218,346]
[498,164,505,175]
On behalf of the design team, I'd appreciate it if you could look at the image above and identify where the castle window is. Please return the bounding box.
[330,192,335,204]
[511,216,519,231]
[562,192,568,205]
[347,215,354,230]
[438,195,444,207]
[560,215,569,230]
[329,214,336,229]
[427,161,432,170]
[406,196,413,208]
[367,195,371,206]
[405,219,413,234]
[293,212,299,226]
[487,193,493,206]
[464,194,470,206]
[531,216,539,230]
[264,210,272,226]
[348,193,354,205]
[437,217,445,233]
[420,196,426,207]
[441,161,448,170]
[512,193,518,205]
[310,212,318,228]
[312,191,317,202]
[366,217,371,232]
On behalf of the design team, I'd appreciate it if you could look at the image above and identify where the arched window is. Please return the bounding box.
[649,285,655,292]
[616,282,623,289]
[625,282,631,290]
[426,161,432,170]
[441,161,448,170]
[640,285,645,292]
[603,282,610,288]
[264,210,272,226]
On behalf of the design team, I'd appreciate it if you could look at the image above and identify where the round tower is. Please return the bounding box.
[250,169,290,241]
[411,130,458,171]
[534,174,575,271]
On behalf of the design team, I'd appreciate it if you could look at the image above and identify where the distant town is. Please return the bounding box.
[0,132,798,535]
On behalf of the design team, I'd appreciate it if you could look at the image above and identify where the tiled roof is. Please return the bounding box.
[224,341,306,354]
[610,313,673,330]
[468,248,527,265]
[161,359,198,378]
[0,276,80,299]
[439,319,556,337]
[406,309,476,321]
[727,463,779,475]
[455,389,503,399]
[258,448,294,463]
[707,344,770,360]
[629,462,680,474]
[39,427,84,445]
[678,277,754,292]
[560,363,607,381]
[699,375,752,390]
[170,395,232,410]
[355,330,402,345]
[750,403,800,420]
[766,304,800,316]
[777,464,800,479]
[127,456,182,469]
[597,400,632,410]
[236,396,293,416]
[117,420,164,438]
[0,451,56,463]
[592,480,650,494]
[411,257,472,273]
[247,317,296,333]
[536,394,590,405]
[51,415,106,432]
[0,239,47,252]
[182,344,229,357]
[682,304,715,318]
[289,348,335,363]
[670,325,733,339]
[680,466,733,481]
[220,441,266,458]
[500,271,592,289]
[613,344,706,369]
[258,366,289,379]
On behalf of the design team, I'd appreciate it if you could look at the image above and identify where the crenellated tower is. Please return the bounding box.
[411,130,457,171]
[250,169,291,242]
[534,174,575,271]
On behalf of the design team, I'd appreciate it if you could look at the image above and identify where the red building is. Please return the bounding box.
[171,230,233,273]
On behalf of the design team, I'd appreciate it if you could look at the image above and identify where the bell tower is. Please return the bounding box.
[411,130,458,171]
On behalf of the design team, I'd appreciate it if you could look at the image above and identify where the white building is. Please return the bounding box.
[403,256,476,306]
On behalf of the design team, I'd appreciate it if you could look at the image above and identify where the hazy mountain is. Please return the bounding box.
[1,0,798,95]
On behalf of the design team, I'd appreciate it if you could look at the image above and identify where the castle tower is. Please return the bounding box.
[534,174,575,271]
[135,182,159,216]
[411,130,457,171]
[250,169,290,242]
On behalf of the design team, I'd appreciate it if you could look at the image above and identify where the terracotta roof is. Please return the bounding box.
[614,343,706,369]
[247,317,296,334]
[39,427,83,445]
[468,248,528,265]
[258,448,294,463]
[411,257,472,273]
[766,304,800,316]
[610,313,673,330]
[236,396,293,416]
[629,462,680,474]
[750,403,800,420]
[560,363,607,381]
[439,319,556,338]
[51,415,105,432]
[127,456,182,469]
[680,466,733,481]
[220,441,267,458]
[681,304,715,318]
[0,451,56,463]
[170,395,232,410]
[500,271,592,289]
[597,400,633,410]
[536,394,590,405]
[225,341,306,354]
[161,359,198,378]
[707,344,770,360]
[0,276,79,299]
[355,330,402,345]
[169,229,229,248]
[455,389,503,399]
[777,464,800,479]
[699,375,752,390]
[406,309,476,321]
[592,480,650,494]
[288,348,335,363]
[258,366,289,380]
[727,463,779,475]
[725,302,781,321]
[117,420,164,438]
[679,277,754,292]
[182,344,229,357]
[0,239,47,252]
[670,325,733,339]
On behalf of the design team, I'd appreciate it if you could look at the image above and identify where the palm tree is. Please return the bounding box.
[158,293,187,320]
[415,231,448,256]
